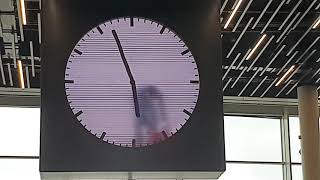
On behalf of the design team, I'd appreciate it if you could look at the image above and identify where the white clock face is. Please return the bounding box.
[65,17,199,147]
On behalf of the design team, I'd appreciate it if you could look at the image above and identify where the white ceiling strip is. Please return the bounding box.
[30,41,35,77]
[260,77,279,97]
[25,65,30,88]
[276,80,293,97]
[11,34,17,68]
[276,12,301,43]
[236,49,251,70]
[223,78,233,91]
[226,17,254,58]
[238,68,260,96]
[260,45,286,76]
[286,25,314,56]
[291,0,317,30]
[260,0,286,34]
[0,55,6,85]
[223,53,242,80]
[276,51,299,76]
[231,66,248,88]
[252,0,274,29]
[247,35,275,72]
[250,76,268,96]
[278,0,302,30]
[7,63,13,86]
[220,0,230,14]
[232,0,254,32]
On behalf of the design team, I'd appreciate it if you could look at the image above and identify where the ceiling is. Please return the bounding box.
[0,0,319,99]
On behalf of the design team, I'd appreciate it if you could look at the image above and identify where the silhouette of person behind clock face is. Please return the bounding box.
[135,86,168,146]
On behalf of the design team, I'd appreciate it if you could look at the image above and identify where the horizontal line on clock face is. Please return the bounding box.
[71,103,194,106]
[69,105,196,107]
[67,92,197,95]
[65,87,198,89]
[72,110,191,114]
[66,92,197,94]
[73,46,188,49]
[67,97,197,100]
[70,98,196,101]
[66,91,198,93]
[65,91,197,94]
[65,83,197,85]
[69,58,192,61]
[66,89,197,91]
[87,33,177,36]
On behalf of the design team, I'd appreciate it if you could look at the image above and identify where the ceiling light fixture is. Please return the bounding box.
[313,16,320,29]
[275,65,296,87]
[246,34,267,60]
[20,0,27,25]
[17,60,25,89]
[224,0,243,29]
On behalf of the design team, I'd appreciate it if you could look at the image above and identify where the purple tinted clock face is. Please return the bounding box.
[65,17,199,147]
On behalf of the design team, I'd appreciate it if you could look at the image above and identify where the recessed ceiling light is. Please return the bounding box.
[275,65,296,87]
[17,60,25,89]
[224,0,243,29]
[246,34,267,60]
[20,0,27,25]
[312,16,320,29]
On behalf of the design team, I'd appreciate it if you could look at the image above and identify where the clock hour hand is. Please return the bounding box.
[112,30,140,117]
[131,83,140,117]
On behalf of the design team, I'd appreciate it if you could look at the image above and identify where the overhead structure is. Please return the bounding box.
[0,0,320,99]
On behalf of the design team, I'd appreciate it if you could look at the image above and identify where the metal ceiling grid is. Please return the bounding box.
[0,0,320,99]
[222,0,320,98]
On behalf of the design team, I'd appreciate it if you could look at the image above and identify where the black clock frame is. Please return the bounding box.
[40,0,225,175]
[64,16,200,148]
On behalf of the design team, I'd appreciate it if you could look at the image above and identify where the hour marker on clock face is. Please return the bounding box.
[75,110,83,117]
[65,80,74,84]
[96,26,103,34]
[181,49,190,56]
[132,139,136,147]
[190,80,199,84]
[65,17,199,147]
[73,49,82,55]
[183,109,192,116]
[100,132,106,140]
[160,26,166,34]
[130,17,134,27]
[162,131,169,139]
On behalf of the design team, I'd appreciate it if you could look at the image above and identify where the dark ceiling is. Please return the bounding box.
[0,0,319,99]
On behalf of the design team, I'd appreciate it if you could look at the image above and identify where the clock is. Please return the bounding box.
[64,17,200,147]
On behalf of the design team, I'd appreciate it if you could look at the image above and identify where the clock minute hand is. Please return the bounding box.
[112,30,140,118]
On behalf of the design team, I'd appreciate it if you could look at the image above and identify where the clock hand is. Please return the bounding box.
[131,83,140,117]
[112,30,140,117]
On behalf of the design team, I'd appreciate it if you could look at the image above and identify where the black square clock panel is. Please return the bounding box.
[40,0,225,176]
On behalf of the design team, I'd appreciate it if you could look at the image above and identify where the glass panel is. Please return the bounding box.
[0,159,40,180]
[0,107,40,156]
[219,163,283,180]
[224,116,282,162]
[292,165,302,180]
[289,116,302,163]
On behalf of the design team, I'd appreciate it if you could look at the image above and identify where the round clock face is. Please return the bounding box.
[65,17,199,147]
